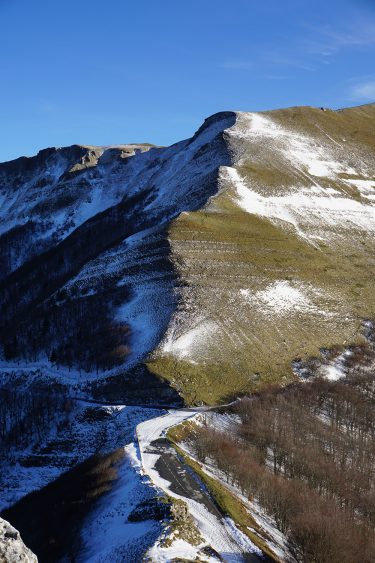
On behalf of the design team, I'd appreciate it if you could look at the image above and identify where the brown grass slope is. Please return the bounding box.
[148,104,375,404]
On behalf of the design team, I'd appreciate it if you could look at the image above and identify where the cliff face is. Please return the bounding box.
[1,105,374,404]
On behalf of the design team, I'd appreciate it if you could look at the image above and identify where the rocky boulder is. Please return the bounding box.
[0,518,37,562]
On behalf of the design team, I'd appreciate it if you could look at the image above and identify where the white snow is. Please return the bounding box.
[115,280,175,364]
[319,351,348,381]
[137,410,196,471]
[137,410,255,561]
[344,179,375,191]
[324,364,345,381]
[0,111,236,375]
[78,443,161,563]
[161,320,218,359]
[124,441,141,467]
[223,111,375,245]
[224,518,263,557]
[0,144,158,244]
[344,178,375,201]
[0,358,115,386]
[147,538,205,563]
[240,280,324,316]
[257,281,314,313]
[223,166,375,244]
[231,112,360,180]
[0,399,161,510]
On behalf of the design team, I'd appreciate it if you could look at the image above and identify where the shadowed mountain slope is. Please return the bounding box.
[0,112,235,402]
[1,105,374,404]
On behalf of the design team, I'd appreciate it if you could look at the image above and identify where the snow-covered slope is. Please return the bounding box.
[137,410,263,561]
[0,112,236,402]
[0,144,154,277]
[1,104,375,405]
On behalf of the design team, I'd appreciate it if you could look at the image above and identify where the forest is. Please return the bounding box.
[0,384,70,459]
[185,358,375,562]
[0,192,175,374]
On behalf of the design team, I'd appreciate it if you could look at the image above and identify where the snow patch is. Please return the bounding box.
[241,281,324,316]
[147,538,204,563]
[232,112,360,180]
[115,280,175,365]
[224,517,263,556]
[319,351,349,381]
[223,166,375,244]
[124,442,141,468]
[344,178,375,201]
[78,447,160,563]
[161,320,218,359]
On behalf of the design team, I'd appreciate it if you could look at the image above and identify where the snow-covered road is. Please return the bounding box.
[137,410,263,562]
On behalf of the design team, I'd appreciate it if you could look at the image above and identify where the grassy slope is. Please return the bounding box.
[148,105,375,405]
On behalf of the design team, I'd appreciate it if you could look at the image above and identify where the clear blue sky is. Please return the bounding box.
[1,0,374,162]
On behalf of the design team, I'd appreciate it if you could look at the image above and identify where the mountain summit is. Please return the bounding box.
[1,104,374,404]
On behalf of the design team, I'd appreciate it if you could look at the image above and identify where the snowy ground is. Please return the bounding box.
[2,397,263,562]
[0,399,162,510]
[223,165,375,246]
[177,411,289,562]
[137,410,264,562]
[77,443,162,563]
[1,399,170,561]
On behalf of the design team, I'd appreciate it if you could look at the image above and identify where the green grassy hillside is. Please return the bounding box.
[148,104,375,404]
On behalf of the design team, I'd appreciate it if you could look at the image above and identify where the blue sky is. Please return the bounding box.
[0,0,374,161]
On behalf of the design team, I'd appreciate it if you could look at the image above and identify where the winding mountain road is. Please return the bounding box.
[137,410,264,562]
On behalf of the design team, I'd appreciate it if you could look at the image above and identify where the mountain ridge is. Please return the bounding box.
[1,102,374,167]
[0,104,374,404]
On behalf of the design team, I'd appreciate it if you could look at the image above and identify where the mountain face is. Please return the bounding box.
[1,104,374,404]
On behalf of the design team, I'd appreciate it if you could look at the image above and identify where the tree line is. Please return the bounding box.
[187,368,375,562]
[0,384,71,459]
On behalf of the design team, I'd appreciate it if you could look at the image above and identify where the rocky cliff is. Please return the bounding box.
[0,518,37,562]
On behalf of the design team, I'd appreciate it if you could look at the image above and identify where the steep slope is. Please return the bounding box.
[1,105,374,405]
[0,143,154,279]
[0,112,236,402]
[148,104,375,403]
